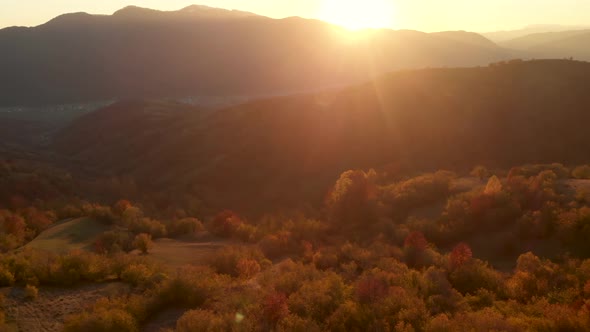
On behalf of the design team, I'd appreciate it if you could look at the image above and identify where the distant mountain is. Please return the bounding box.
[499,30,590,61]
[499,30,590,50]
[0,5,512,106]
[112,5,258,19]
[526,33,590,60]
[484,24,590,42]
[54,60,590,213]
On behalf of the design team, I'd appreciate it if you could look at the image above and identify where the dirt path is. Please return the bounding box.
[148,238,230,270]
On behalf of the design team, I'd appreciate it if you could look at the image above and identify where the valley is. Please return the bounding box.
[2,3,590,331]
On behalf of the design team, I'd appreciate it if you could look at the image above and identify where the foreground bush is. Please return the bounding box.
[209,246,267,277]
[176,309,230,332]
[24,284,38,300]
[64,308,138,332]
[209,210,244,238]
[133,233,154,254]
[168,217,204,238]
[156,266,230,308]
[120,263,163,287]
[573,165,590,179]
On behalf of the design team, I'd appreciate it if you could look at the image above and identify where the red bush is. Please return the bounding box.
[236,258,261,279]
[450,243,473,269]
[113,199,132,216]
[263,292,289,324]
[210,210,244,237]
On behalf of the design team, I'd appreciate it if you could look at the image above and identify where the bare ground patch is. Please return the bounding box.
[1,283,128,332]
[138,238,231,270]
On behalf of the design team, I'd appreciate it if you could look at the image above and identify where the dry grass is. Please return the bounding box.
[1,283,128,332]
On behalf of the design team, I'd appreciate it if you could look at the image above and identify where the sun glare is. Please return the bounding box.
[319,0,395,31]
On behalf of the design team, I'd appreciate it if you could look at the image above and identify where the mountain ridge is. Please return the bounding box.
[0,5,513,107]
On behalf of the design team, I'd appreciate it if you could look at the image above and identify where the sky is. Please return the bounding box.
[1,0,590,32]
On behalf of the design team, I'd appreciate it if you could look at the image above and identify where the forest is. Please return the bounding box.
[0,22,590,332]
[1,156,590,331]
[2,7,590,328]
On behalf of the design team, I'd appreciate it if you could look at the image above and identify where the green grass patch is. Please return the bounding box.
[24,218,109,254]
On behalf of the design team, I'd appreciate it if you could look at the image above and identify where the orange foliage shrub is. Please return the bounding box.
[176,309,228,332]
[113,199,132,216]
[236,259,261,279]
[326,169,377,225]
[209,210,244,237]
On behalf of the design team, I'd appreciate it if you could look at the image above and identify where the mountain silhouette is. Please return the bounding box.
[0,5,512,106]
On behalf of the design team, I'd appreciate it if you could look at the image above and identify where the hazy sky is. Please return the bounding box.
[1,0,589,32]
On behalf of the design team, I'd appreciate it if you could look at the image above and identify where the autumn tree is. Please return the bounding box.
[263,292,289,328]
[404,231,428,251]
[573,165,590,179]
[113,199,132,216]
[404,231,429,268]
[450,243,473,269]
[176,309,228,332]
[133,233,153,254]
[355,275,389,304]
[0,211,26,242]
[236,259,261,279]
[209,210,244,237]
[121,206,143,226]
[471,166,490,181]
[168,218,204,238]
[326,169,377,225]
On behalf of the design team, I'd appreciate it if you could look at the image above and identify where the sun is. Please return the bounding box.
[319,0,395,31]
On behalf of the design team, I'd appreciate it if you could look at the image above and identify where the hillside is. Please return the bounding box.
[0,6,512,106]
[23,218,109,254]
[54,60,590,213]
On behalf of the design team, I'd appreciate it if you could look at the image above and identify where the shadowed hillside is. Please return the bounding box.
[54,60,590,213]
[0,5,512,106]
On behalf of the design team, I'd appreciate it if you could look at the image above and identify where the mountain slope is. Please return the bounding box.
[54,60,590,213]
[0,6,510,106]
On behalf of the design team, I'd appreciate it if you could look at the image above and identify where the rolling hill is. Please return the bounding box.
[0,5,512,106]
[54,60,590,214]
[23,217,108,254]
